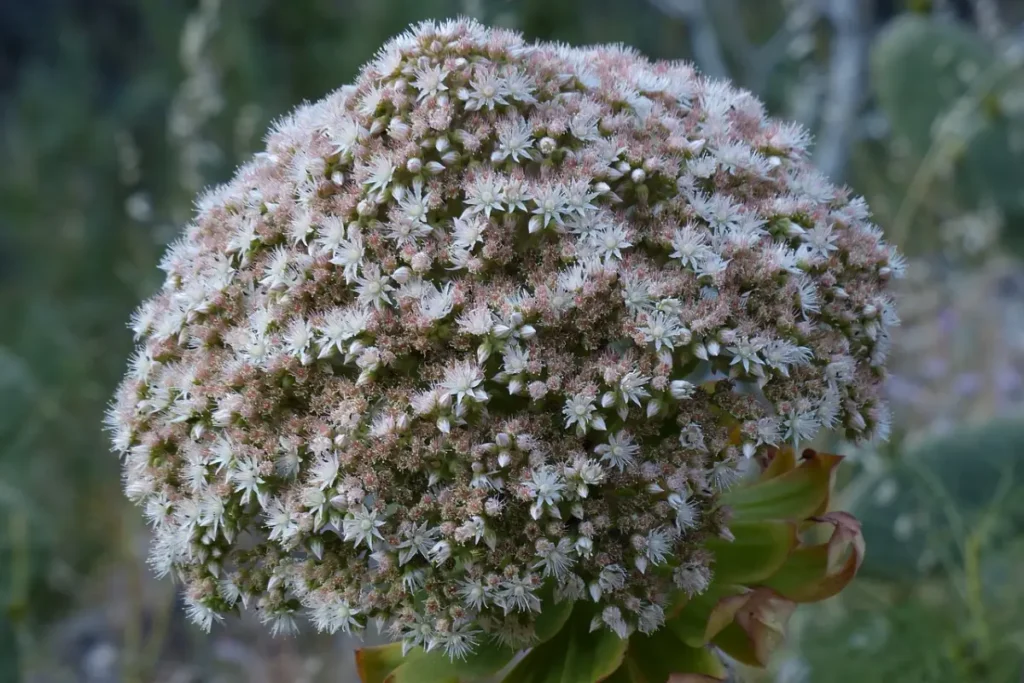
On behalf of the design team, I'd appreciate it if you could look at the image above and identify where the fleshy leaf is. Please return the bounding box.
[712,589,796,667]
[760,511,865,603]
[757,545,829,601]
[356,643,407,683]
[502,605,628,683]
[387,641,518,683]
[605,627,727,682]
[356,640,516,683]
[534,591,575,643]
[665,644,727,681]
[666,589,691,619]
[668,584,749,647]
[602,666,632,683]
[757,447,798,481]
[703,520,798,585]
[721,450,841,522]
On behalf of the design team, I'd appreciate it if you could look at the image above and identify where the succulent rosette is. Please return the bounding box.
[107,18,900,682]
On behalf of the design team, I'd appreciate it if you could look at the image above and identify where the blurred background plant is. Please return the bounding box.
[1,0,1022,681]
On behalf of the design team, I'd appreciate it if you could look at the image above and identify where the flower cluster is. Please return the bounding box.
[108,19,900,657]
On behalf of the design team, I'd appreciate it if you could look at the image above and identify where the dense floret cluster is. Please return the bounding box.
[108,18,902,657]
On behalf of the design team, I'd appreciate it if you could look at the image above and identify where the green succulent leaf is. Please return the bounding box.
[722,450,841,522]
[761,512,865,602]
[757,447,798,481]
[393,645,518,683]
[356,643,407,683]
[703,520,798,585]
[502,605,628,683]
[534,591,575,643]
[667,584,749,647]
[711,589,795,668]
[604,627,727,682]
[356,640,517,683]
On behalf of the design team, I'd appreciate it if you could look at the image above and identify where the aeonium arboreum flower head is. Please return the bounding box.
[108,17,896,681]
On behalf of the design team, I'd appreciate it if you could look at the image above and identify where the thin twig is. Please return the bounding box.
[648,0,827,112]
[746,22,796,94]
[814,0,871,182]
[706,0,755,76]
[972,0,1005,41]
[646,0,731,79]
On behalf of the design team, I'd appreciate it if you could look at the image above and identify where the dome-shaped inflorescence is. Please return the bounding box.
[108,18,901,657]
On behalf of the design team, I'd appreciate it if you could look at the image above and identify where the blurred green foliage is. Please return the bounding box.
[871,14,1024,252]
[807,419,1024,682]
[855,419,1024,581]
[2,0,1024,681]
[797,568,1024,683]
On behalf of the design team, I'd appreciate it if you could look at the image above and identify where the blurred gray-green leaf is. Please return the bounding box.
[855,419,1024,581]
[872,14,1024,223]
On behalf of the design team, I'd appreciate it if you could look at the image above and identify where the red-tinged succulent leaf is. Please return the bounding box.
[605,628,728,682]
[356,643,407,683]
[501,605,628,683]
[757,447,798,481]
[668,584,749,647]
[712,589,796,668]
[757,545,829,601]
[760,511,865,603]
[721,450,842,522]
[815,512,865,569]
[703,520,798,585]
[805,455,845,519]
